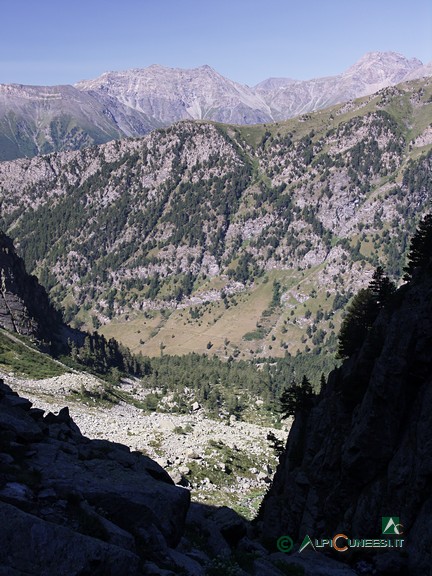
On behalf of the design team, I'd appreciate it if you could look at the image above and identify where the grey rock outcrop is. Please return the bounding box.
[0,232,61,340]
[0,378,191,574]
[258,269,432,574]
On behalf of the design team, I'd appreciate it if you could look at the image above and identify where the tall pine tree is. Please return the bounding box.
[337,267,395,358]
[403,213,432,280]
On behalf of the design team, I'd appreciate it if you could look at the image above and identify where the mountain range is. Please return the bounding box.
[0,51,430,160]
[0,50,432,576]
[0,74,431,362]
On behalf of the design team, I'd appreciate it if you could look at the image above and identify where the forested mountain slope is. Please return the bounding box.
[0,77,431,359]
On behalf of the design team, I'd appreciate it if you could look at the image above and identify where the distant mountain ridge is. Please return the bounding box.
[254,51,425,118]
[0,83,156,160]
[0,51,429,160]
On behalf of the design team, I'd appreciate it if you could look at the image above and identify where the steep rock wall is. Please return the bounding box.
[0,232,61,340]
[258,272,432,575]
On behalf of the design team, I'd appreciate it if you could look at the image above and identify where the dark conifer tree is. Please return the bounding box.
[337,266,396,358]
[280,375,314,419]
[337,288,378,358]
[369,266,396,305]
[403,213,432,280]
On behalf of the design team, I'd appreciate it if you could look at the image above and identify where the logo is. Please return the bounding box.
[276,535,294,553]
[277,518,405,555]
[299,535,316,552]
[382,517,404,535]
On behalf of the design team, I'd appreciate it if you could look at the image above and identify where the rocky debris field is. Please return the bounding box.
[1,369,289,516]
[0,375,360,575]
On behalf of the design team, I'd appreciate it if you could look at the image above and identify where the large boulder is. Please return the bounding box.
[0,500,142,576]
[0,379,191,573]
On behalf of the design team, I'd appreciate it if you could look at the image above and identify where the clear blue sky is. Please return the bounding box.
[1,0,431,86]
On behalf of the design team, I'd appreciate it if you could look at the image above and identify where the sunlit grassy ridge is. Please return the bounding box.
[0,330,68,379]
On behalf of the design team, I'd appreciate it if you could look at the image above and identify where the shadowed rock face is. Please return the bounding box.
[0,232,61,340]
[258,271,432,575]
[0,378,191,575]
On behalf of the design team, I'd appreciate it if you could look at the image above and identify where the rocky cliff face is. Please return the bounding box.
[258,268,432,574]
[0,232,61,341]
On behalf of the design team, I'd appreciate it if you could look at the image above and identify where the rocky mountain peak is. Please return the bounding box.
[0,51,430,160]
[75,63,226,94]
[76,62,271,124]
[342,51,423,84]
